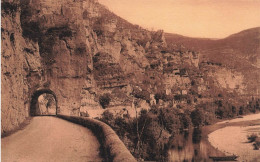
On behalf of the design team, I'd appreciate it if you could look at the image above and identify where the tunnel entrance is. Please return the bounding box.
[30,89,57,116]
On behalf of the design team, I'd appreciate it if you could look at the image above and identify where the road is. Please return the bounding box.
[1,116,103,162]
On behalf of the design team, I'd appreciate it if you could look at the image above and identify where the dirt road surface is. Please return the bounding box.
[2,116,103,162]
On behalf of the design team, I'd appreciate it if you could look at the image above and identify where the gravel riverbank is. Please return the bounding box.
[208,113,260,162]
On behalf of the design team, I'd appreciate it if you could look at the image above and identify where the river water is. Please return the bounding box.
[168,128,224,162]
[168,113,260,162]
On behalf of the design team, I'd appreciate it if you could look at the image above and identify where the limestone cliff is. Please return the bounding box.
[2,0,158,133]
[1,0,254,134]
[165,28,260,96]
[1,0,43,133]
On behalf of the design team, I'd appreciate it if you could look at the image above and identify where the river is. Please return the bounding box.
[168,113,260,162]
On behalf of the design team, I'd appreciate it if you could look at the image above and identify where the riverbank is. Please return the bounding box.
[217,113,260,125]
[206,113,260,161]
[203,113,260,136]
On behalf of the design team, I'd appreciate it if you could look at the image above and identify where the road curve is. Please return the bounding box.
[2,116,103,162]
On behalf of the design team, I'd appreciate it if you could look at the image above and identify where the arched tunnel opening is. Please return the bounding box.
[30,89,58,116]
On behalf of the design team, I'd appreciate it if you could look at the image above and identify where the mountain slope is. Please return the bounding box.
[165,27,260,67]
[165,27,260,95]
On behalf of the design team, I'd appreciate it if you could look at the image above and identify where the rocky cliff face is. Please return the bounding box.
[1,0,42,133]
[20,0,96,116]
[2,0,254,134]
[1,0,94,133]
[165,28,260,96]
[2,0,159,133]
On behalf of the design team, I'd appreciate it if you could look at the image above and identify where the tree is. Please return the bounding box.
[232,106,236,115]
[159,108,181,134]
[190,109,204,127]
[215,107,224,119]
[180,113,192,129]
[100,110,114,126]
[239,106,244,115]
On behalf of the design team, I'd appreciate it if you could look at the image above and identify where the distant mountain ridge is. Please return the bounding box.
[165,27,260,95]
[165,27,260,65]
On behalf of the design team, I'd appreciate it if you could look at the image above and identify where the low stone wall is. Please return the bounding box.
[57,115,136,162]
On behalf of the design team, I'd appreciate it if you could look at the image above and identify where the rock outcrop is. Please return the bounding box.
[1,0,42,133]
[2,0,255,134]
[1,0,161,133]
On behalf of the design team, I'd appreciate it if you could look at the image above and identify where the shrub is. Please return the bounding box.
[248,133,258,143]
[247,134,260,150]
[100,110,114,123]
[2,2,18,15]
[99,93,111,108]
[179,112,192,129]
[253,139,260,150]
[140,109,148,116]
[256,101,260,110]
[114,117,134,138]
[132,89,150,101]
[239,106,244,115]
[215,107,225,119]
[231,106,237,115]
[190,108,205,127]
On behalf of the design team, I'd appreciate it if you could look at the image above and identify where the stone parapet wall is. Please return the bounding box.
[57,115,136,162]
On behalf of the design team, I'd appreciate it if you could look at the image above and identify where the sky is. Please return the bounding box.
[98,0,260,38]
